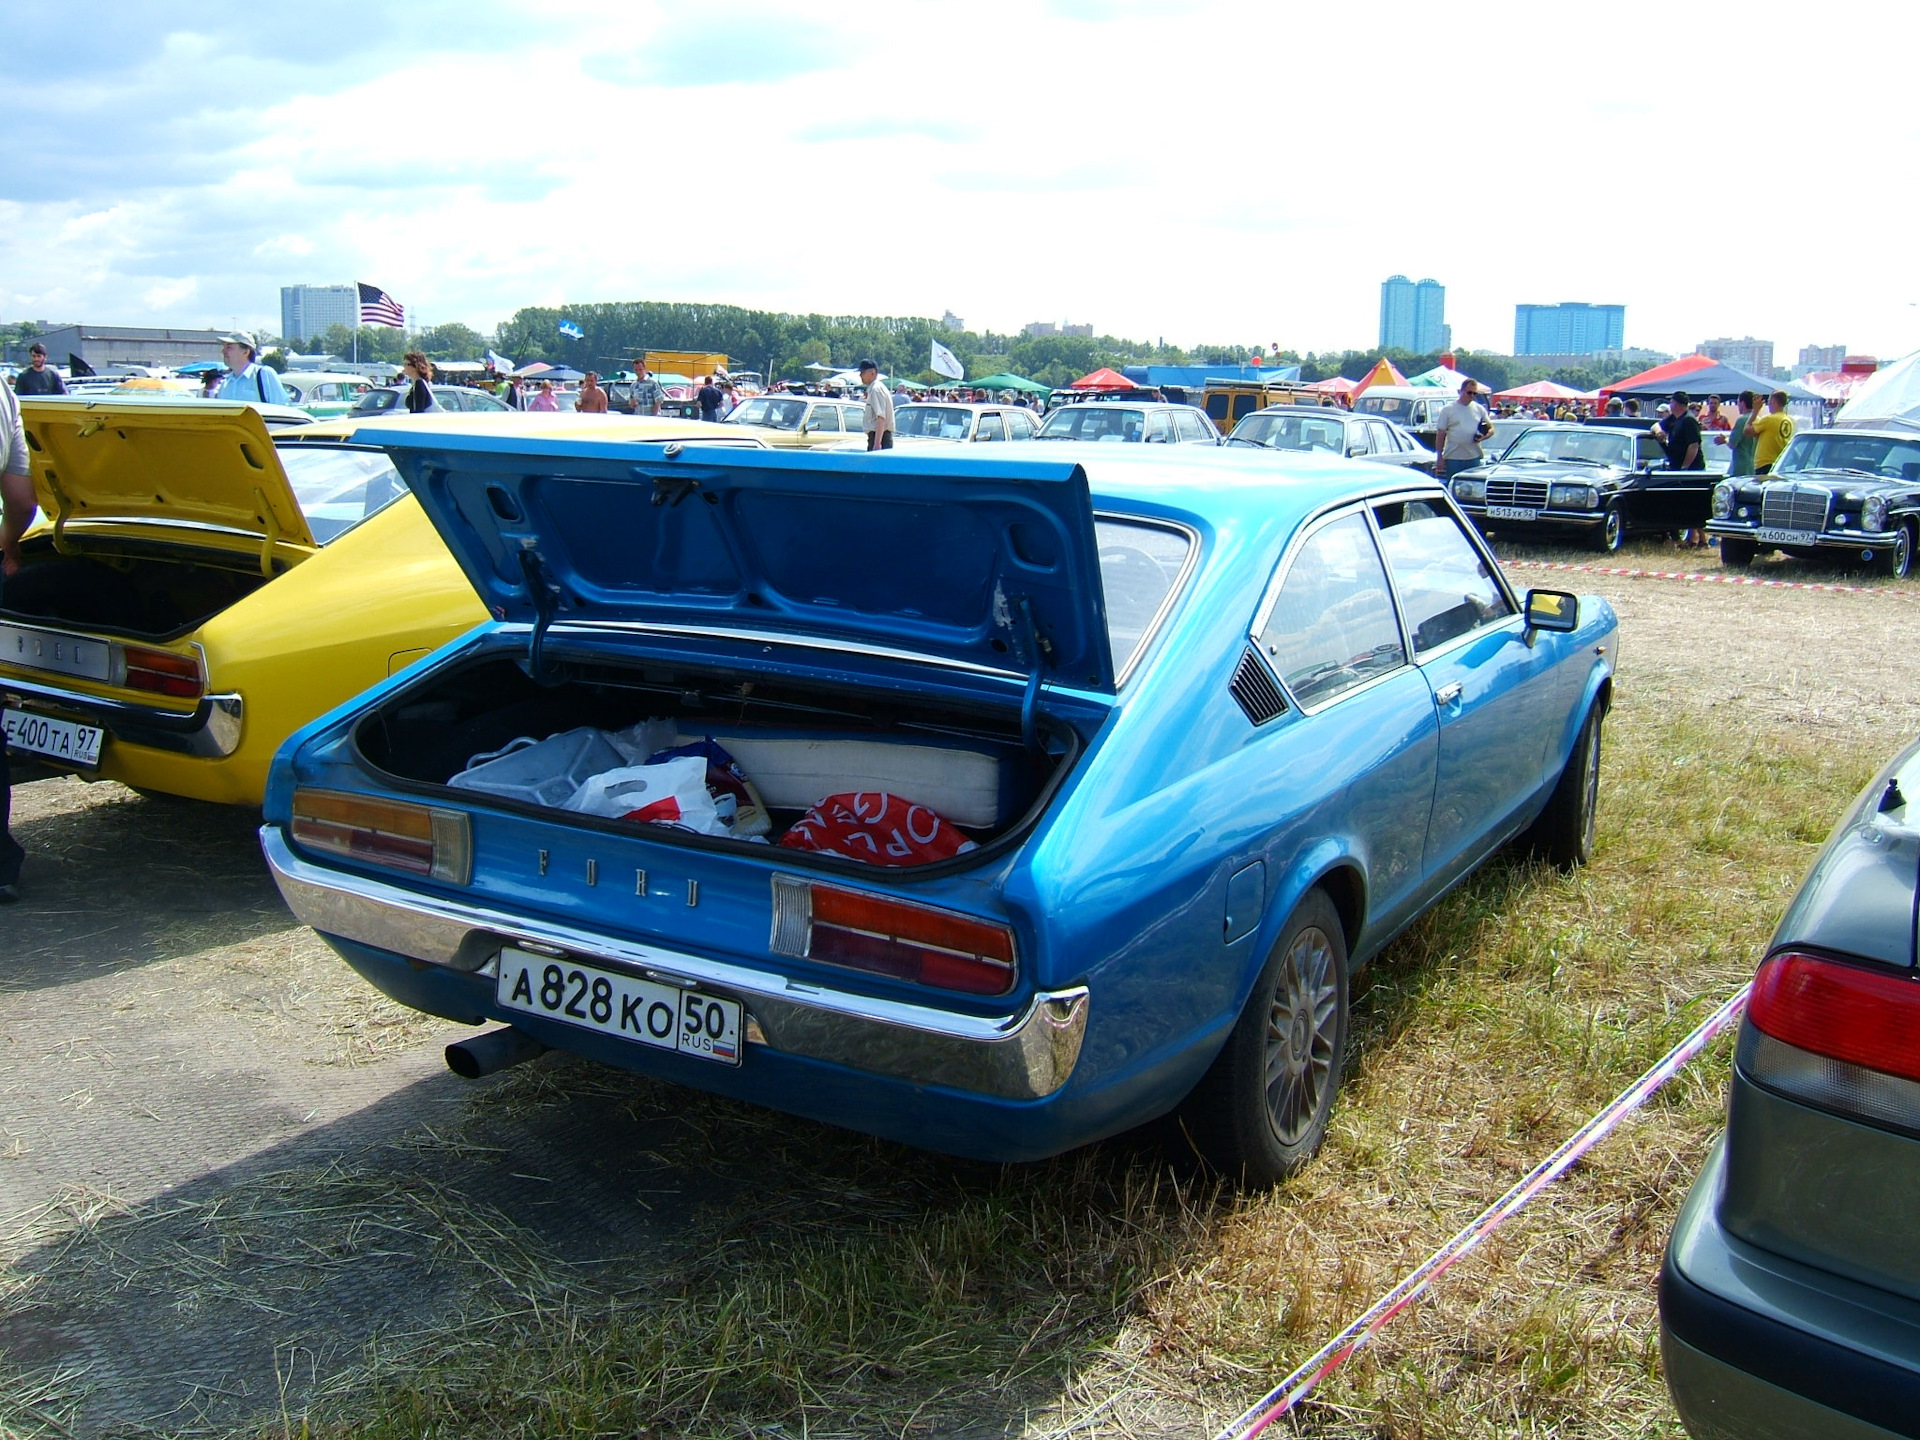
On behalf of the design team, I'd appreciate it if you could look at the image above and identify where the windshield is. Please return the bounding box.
[279,444,406,544]
[1228,412,1349,453]
[1098,518,1190,676]
[726,397,808,430]
[895,405,975,439]
[1500,429,1633,468]
[1775,432,1920,480]
[1036,407,1148,442]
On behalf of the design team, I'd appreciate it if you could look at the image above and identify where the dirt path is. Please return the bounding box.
[0,562,1913,1436]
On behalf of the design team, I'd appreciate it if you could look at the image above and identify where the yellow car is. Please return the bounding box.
[721,393,868,447]
[1,401,763,805]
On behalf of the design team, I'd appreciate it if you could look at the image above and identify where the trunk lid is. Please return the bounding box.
[360,427,1118,693]
[21,398,317,553]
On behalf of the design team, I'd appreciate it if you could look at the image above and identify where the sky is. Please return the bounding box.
[4,3,1916,362]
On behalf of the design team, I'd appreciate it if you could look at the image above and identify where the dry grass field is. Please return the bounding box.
[3,538,1915,1439]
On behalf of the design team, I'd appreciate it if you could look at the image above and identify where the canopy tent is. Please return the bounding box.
[1354,358,1408,393]
[1596,353,1715,399]
[1409,364,1480,390]
[1800,362,1881,403]
[966,371,1049,394]
[1836,351,1920,430]
[433,360,488,375]
[1303,375,1361,394]
[539,366,586,383]
[1069,367,1135,390]
[1493,380,1585,402]
[514,361,554,376]
[1607,361,1819,403]
[893,378,930,391]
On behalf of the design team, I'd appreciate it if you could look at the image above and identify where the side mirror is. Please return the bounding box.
[1524,589,1579,633]
[1348,444,1366,457]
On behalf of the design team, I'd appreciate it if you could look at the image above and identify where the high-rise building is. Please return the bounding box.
[1697,336,1775,377]
[1513,303,1626,356]
[1379,276,1445,352]
[280,284,360,344]
[1797,343,1846,373]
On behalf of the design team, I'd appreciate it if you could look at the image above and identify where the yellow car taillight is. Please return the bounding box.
[770,875,1017,996]
[291,789,472,885]
[121,645,204,699]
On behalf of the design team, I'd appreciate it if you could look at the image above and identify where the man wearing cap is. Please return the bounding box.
[0,371,32,900]
[213,331,289,406]
[13,343,66,396]
[858,359,894,450]
[1652,391,1703,472]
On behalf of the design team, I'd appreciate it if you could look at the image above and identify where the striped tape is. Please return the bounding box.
[1503,558,1915,598]
[1213,985,1752,1440]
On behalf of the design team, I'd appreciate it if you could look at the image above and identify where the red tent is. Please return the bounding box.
[1493,380,1585,402]
[1355,357,1408,393]
[1069,367,1134,389]
[1305,375,1362,394]
[1597,353,1714,403]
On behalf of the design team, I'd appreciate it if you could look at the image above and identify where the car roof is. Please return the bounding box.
[1020,439,1440,519]
[1250,405,1355,418]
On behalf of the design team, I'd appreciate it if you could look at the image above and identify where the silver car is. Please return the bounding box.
[1033,402,1220,445]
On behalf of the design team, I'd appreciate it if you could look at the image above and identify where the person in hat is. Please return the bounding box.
[213,331,289,405]
[13,343,66,396]
[858,359,894,450]
[1652,390,1703,471]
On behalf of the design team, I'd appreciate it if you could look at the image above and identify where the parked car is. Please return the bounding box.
[891,402,1042,443]
[1660,734,1920,1439]
[1352,386,1463,451]
[1448,421,1719,551]
[1484,416,1546,463]
[0,404,766,804]
[1033,402,1220,444]
[1707,426,1920,578]
[720,393,867,447]
[282,373,377,419]
[1225,405,1436,471]
[259,437,1616,1184]
[349,384,512,417]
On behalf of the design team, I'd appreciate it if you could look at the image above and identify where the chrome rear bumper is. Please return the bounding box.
[1,670,243,757]
[261,826,1088,1100]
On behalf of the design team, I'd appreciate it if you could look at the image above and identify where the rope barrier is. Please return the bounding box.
[1212,985,1752,1440]
[1502,557,1915,599]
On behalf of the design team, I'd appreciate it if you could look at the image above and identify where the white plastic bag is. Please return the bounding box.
[565,756,724,833]
[604,719,681,766]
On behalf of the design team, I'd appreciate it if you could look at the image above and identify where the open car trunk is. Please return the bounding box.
[1,536,271,641]
[351,650,1077,867]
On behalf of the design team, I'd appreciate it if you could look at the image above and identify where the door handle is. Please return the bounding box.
[1435,682,1463,706]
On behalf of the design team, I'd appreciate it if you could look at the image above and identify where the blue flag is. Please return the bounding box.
[558,319,585,340]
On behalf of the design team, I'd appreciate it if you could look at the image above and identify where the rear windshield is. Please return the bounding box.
[1098,518,1191,676]
[896,405,974,439]
[278,444,406,544]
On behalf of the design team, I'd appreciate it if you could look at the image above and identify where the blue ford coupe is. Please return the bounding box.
[262,434,1618,1183]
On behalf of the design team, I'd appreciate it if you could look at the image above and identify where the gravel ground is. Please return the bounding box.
[1,558,1914,1436]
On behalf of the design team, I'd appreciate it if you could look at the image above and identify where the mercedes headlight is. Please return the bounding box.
[1864,495,1890,531]
[1712,482,1733,519]
[1549,483,1598,510]
[1452,477,1485,503]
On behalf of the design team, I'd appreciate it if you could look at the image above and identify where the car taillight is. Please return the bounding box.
[290,789,472,885]
[770,875,1016,996]
[1741,949,1920,1131]
[121,645,204,699]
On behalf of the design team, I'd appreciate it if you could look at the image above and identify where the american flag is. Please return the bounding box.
[357,282,405,328]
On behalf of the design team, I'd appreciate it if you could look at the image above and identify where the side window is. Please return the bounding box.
[1368,421,1400,453]
[1143,411,1172,443]
[806,407,840,433]
[1007,410,1035,438]
[1175,410,1213,443]
[1371,500,1514,654]
[1257,513,1407,708]
[1344,423,1371,456]
[977,413,1006,442]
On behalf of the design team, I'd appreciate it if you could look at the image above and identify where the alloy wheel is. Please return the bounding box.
[1263,924,1340,1145]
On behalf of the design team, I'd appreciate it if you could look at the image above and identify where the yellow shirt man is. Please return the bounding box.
[1751,406,1796,471]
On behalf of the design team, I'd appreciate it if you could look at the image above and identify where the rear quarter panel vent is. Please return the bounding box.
[1229,647,1287,725]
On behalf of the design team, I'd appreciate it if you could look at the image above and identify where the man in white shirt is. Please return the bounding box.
[1432,380,1491,480]
[213,331,290,406]
[858,359,894,450]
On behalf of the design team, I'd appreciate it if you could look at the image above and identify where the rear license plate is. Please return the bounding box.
[1487,505,1538,521]
[1755,527,1818,544]
[496,948,742,1065]
[3,708,104,767]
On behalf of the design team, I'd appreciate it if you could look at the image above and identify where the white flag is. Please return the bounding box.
[930,339,964,380]
[487,349,514,373]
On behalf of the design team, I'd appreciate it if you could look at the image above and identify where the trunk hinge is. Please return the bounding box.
[1013,594,1053,756]
[41,468,77,555]
[516,539,564,686]
[252,487,281,577]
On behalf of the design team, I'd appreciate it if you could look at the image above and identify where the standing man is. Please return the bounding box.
[213,332,290,405]
[1750,391,1796,475]
[1431,379,1491,481]
[13,343,66,396]
[696,374,724,423]
[629,362,663,417]
[0,372,32,901]
[576,371,608,413]
[502,374,523,410]
[1652,390,1704,471]
[858,358,894,450]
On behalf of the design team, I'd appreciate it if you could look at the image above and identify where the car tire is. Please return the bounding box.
[1883,521,1915,579]
[1718,537,1756,568]
[1525,702,1604,870]
[1591,507,1623,553]
[1180,888,1349,1187]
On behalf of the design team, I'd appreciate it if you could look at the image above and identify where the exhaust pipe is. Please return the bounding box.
[446,1026,548,1080]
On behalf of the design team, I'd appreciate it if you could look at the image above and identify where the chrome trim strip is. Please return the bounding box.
[261,826,1088,1100]
[528,622,1018,680]
[0,674,244,757]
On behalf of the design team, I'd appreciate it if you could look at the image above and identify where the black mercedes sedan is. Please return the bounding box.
[1708,426,1920,578]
